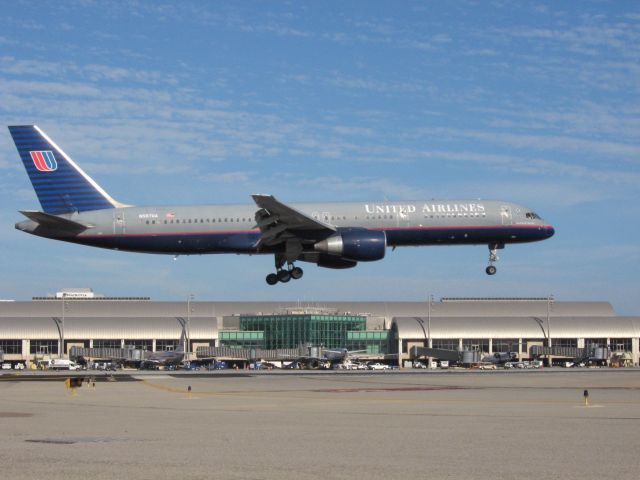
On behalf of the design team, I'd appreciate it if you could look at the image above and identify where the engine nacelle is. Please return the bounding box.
[317,255,358,269]
[314,230,386,262]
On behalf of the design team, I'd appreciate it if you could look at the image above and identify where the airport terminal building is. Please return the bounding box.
[0,293,639,367]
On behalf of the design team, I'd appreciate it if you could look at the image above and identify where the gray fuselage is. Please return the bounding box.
[16,199,555,256]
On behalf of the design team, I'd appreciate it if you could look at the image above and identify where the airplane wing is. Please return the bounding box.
[251,194,336,248]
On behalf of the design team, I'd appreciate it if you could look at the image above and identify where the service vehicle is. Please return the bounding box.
[50,359,80,370]
[367,362,389,370]
[479,363,497,370]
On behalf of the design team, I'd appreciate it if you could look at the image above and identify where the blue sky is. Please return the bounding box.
[1,1,639,313]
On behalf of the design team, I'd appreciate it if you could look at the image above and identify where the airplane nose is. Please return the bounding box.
[546,225,555,237]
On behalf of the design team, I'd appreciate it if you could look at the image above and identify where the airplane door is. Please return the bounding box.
[500,205,512,225]
[114,211,126,234]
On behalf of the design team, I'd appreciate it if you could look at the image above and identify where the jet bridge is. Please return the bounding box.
[530,345,610,362]
[69,346,146,361]
[196,345,309,361]
[409,346,482,364]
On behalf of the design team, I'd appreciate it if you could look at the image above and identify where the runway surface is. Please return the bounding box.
[1,370,639,479]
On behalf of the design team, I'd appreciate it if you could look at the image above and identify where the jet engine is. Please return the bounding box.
[317,255,358,269]
[314,230,386,262]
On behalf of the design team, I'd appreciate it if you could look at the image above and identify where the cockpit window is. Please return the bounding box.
[525,212,541,220]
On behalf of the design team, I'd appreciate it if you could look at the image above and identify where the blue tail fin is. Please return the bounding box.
[8,125,125,214]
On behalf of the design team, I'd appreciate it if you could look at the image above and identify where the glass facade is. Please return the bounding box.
[610,338,632,352]
[93,339,122,349]
[30,340,59,355]
[124,340,153,350]
[156,339,179,351]
[492,339,519,353]
[432,339,459,350]
[554,338,577,348]
[0,339,22,354]
[239,314,367,350]
[462,338,490,353]
[219,331,264,349]
[346,331,390,354]
[585,338,607,348]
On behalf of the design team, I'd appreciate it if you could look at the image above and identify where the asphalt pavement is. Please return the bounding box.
[1,369,638,480]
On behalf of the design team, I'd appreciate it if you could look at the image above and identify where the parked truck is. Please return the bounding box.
[49,359,80,371]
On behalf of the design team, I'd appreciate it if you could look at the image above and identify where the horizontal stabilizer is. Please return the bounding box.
[20,211,91,233]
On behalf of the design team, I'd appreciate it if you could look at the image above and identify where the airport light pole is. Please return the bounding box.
[61,297,66,359]
[186,294,194,359]
[414,317,427,368]
[547,294,554,347]
[428,294,433,348]
[427,294,434,368]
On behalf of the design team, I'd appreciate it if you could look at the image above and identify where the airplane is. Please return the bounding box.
[143,346,185,368]
[8,125,555,284]
[142,332,186,367]
[481,352,518,365]
[322,347,367,363]
[289,347,368,369]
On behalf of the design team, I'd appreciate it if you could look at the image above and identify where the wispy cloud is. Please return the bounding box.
[294,176,426,200]
[0,56,182,86]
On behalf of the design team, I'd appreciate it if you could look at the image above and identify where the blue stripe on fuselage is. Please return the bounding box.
[69,225,553,255]
[383,225,554,246]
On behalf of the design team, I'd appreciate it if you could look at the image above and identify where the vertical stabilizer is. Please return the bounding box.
[8,125,126,214]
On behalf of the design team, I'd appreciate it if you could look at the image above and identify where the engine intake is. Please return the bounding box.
[314,230,386,262]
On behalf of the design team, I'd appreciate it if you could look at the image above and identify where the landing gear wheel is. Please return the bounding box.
[486,265,497,276]
[277,270,291,283]
[290,267,304,280]
[266,273,278,285]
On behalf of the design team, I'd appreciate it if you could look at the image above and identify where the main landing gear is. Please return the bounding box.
[266,257,304,285]
[486,243,503,276]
